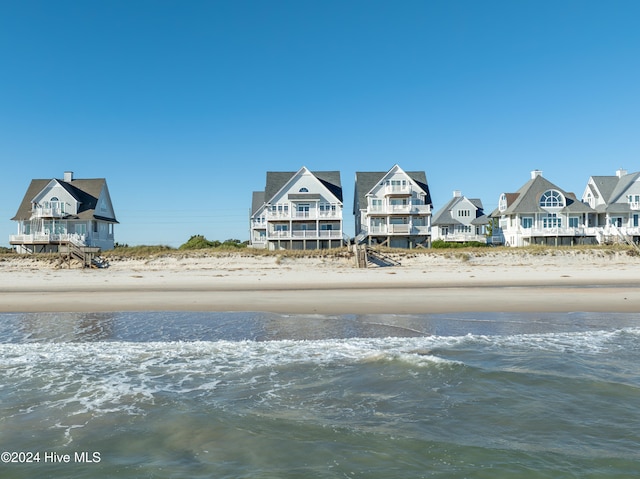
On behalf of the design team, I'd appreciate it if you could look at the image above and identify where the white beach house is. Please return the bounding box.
[10,171,118,253]
[353,164,432,248]
[250,167,345,250]
[490,170,596,247]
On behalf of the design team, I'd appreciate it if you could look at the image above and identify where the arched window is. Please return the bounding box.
[498,194,507,212]
[299,187,309,192]
[50,197,59,201]
[539,190,565,208]
[585,193,593,208]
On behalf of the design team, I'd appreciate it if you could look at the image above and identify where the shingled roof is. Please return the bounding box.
[491,174,593,217]
[11,177,118,222]
[432,194,486,226]
[251,169,343,217]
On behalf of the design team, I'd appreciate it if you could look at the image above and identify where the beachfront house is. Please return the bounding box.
[353,164,432,248]
[10,171,118,253]
[431,191,489,243]
[490,170,596,247]
[582,168,640,244]
[250,167,345,250]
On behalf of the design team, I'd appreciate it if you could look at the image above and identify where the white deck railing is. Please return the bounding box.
[367,204,430,215]
[384,184,412,195]
[266,210,342,220]
[368,225,429,235]
[268,230,343,239]
[439,234,487,243]
[10,233,87,244]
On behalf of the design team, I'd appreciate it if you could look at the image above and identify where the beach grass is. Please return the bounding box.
[1,243,636,265]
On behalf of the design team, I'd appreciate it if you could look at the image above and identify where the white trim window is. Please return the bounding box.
[521,217,533,229]
[540,190,565,208]
[543,214,561,228]
[498,194,508,212]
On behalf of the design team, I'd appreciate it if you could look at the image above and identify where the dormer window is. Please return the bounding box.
[299,187,309,192]
[539,190,565,208]
[498,194,507,212]
[585,193,593,208]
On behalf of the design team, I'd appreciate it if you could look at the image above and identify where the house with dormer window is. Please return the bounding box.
[354,164,432,248]
[490,170,596,247]
[431,191,489,243]
[250,167,345,250]
[582,168,640,243]
[10,171,118,253]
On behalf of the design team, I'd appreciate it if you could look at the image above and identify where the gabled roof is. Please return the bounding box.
[492,174,593,217]
[607,172,640,205]
[584,171,640,213]
[589,176,618,202]
[431,196,461,225]
[354,166,431,213]
[251,191,265,216]
[11,177,117,222]
[432,194,485,226]
[262,168,343,204]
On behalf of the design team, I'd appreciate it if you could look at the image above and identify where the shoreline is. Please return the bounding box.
[2,249,640,314]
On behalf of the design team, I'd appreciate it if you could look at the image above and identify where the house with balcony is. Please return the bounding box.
[582,168,640,244]
[354,164,432,248]
[250,167,345,250]
[10,171,118,253]
[431,191,489,243]
[490,170,596,247]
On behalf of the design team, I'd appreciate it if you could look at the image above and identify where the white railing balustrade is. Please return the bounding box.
[10,233,87,245]
[268,229,342,239]
[384,184,412,195]
[367,204,430,215]
[440,234,487,243]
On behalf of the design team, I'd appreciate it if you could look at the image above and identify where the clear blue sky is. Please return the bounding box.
[2,0,639,247]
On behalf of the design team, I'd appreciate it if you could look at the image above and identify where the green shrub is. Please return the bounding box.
[431,239,488,249]
[179,235,220,250]
[219,238,246,249]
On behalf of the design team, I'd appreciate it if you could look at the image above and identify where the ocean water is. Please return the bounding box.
[0,311,639,478]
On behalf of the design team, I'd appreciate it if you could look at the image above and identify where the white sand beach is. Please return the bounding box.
[1,249,639,314]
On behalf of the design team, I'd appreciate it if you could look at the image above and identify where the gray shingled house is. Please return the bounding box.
[250,167,345,250]
[10,171,118,253]
[490,170,596,247]
[431,191,489,243]
[354,164,432,248]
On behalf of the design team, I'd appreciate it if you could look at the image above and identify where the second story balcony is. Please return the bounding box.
[31,202,69,218]
[384,184,412,196]
[266,206,342,220]
[367,204,431,215]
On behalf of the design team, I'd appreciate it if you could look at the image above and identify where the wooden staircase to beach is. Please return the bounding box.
[604,224,640,255]
[59,240,109,268]
[353,244,401,268]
